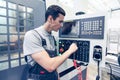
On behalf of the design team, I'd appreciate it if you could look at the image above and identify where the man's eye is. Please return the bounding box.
[59,21,63,23]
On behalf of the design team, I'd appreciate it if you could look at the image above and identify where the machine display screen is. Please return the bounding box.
[59,20,79,38]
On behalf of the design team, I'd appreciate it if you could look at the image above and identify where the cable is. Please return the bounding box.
[118,55,120,66]
[105,62,112,76]
[73,60,88,80]
[105,62,118,80]
[96,61,100,80]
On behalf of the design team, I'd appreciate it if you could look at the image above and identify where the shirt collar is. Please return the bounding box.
[39,26,51,36]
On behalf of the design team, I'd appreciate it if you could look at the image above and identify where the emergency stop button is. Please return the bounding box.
[59,48,64,53]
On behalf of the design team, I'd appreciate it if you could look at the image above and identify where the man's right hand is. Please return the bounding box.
[68,43,78,54]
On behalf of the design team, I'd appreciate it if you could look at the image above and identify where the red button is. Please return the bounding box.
[40,71,45,74]
[59,48,64,53]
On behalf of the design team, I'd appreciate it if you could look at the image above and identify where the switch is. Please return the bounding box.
[59,48,64,53]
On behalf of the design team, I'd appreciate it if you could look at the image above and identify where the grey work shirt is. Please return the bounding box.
[23,26,56,64]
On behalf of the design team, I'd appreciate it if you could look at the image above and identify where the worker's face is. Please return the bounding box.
[51,14,64,32]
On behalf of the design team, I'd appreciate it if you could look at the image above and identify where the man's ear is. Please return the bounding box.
[48,15,53,23]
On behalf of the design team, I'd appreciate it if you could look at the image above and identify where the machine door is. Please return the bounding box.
[0,0,45,80]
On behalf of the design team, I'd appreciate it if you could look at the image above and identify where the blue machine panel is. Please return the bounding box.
[79,16,105,39]
[59,39,90,63]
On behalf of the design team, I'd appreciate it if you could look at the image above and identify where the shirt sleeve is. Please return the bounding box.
[23,30,45,56]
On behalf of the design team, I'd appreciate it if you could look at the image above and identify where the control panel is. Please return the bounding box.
[59,16,105,39]
[59,39,90,63]
[79,16,105,39]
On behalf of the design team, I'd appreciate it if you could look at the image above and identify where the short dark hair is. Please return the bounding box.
[45,5,66,21]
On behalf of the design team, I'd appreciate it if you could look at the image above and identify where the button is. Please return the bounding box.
[40,71,45,74]
[59,48,64,53]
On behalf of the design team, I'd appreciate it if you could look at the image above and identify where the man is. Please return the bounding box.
[23,5,78,80]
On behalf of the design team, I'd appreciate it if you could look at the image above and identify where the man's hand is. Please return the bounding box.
[68,43,78,54]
